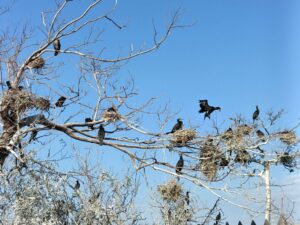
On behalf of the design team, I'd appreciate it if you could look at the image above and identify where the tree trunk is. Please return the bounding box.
[264,161,271,223]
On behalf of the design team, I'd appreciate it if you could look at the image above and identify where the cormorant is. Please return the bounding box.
[53,39,61,56]
[176,154,184,174]
[98,124,105,144]
[238,221,243,225]
[29,130,38,142]
[85,118,94,130]
[185,191,190,205]
[74,180,80,190]
[55,96,66,107]
[6,81,12,90]
[107,106,117,112]
[199,99,221,120]
[256,130,265,139]
[166,118,183,134]
[252,106,260,121]
[225,223,229,225]
[251,220,256,225]
[215,212,221,223]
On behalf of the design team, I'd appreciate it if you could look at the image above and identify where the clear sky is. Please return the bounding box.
[1,0,300,224]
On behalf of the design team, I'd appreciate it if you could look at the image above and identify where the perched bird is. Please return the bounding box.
[176,154,184,174]
[185,191,190,205]
[74,180,80,190]
[53,39,61,56]
[98,124,105,144]
[252,105,260,122]
[238,221,243,225]
[107,106,117,112]
[55,96,67,107]
[6,81,12,90]
[251,220,256,225]
[198,99,221,120]
[166,118,183,134]
[225,223,229,225]
[29,130,38,142]
[85,118,94,130]
[256,130,265,139]
[215,212,221,223]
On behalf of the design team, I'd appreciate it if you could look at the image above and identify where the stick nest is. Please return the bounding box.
[277,131,297,145]
[27,57,45,69]
[170,129,196,145]
[103,110,122,122]
[157,179,183,202]
[199,139,221,181]
[0,89,50,120]
[234,150,251,165]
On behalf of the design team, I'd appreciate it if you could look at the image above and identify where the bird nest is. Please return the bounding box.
[236,124,253,135]
[27,57,45,69]
[277,152,296,169]
[198,139,221,181]
[277,131,297,145]
[103,110,122,122]
[157,179,183,202]
[234,150,251,165]
[170,129,196,145]
[221,125,253,150]
[0,89,50,121]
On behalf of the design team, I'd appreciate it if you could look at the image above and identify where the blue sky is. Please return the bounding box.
[2,0,300,224]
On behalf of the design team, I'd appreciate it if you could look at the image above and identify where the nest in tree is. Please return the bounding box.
[236,124,252,135]
[198,139,221,181]
[234,150,251,165]
[157,179,183,202]
[170,129,196,145]
[0,89,50,121]
[103,110,122,122]
[277,131,297,145]
[27,57,45,69]
[277,152,296,169]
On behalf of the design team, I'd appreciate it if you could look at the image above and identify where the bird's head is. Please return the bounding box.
[177,118,183,123]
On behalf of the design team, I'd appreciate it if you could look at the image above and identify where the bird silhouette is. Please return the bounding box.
[74,180,80,190]
[107,106,117,112]
[238,221,243,225]
[6,81,12,90]
[215,212,221,223]
[199,99,221,120]
[252,106,260,122]
[98,125,105,144]
[176,154,184,174]
[251,220,256,225]
[166,118,183,134]
[29,130,38,142]
[53,39,61,56]
[85,118,94,130]
[225,222,229,225]
[256,130,265,141]
[55,96,66,107]
[185,191,190,205]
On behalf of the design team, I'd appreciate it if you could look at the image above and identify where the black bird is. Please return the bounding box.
[199,99,221,120]
[176,154,184,174]
[252,105,260,122]
[225,223,229,225]
[98,124,105,144]
[29,130,38,142]
[55,96,66,107]
[215,212,221,223]
[251,220,256,225]
[185,191,190,205]
[53,39,61,56]
[166,118,183,134]
[74,180,80,190]
[6,81,12,90]
[18,86,24,90]
[219,157,229,167]
[238,221,243,225]
[256,130,265,139]
[107,106,117,112]
[85,118,94,130]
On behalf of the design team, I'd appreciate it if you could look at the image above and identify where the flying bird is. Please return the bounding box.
[251,220,256,225]
[176,154,184,174]
[6,81,12,90]
[53,39,61,56]
[98,124,105,144]
[85,118,94,130]
[198,99,221,120]
[166,118,183,134]
[55,96,66,107]
[252,105,260,122]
